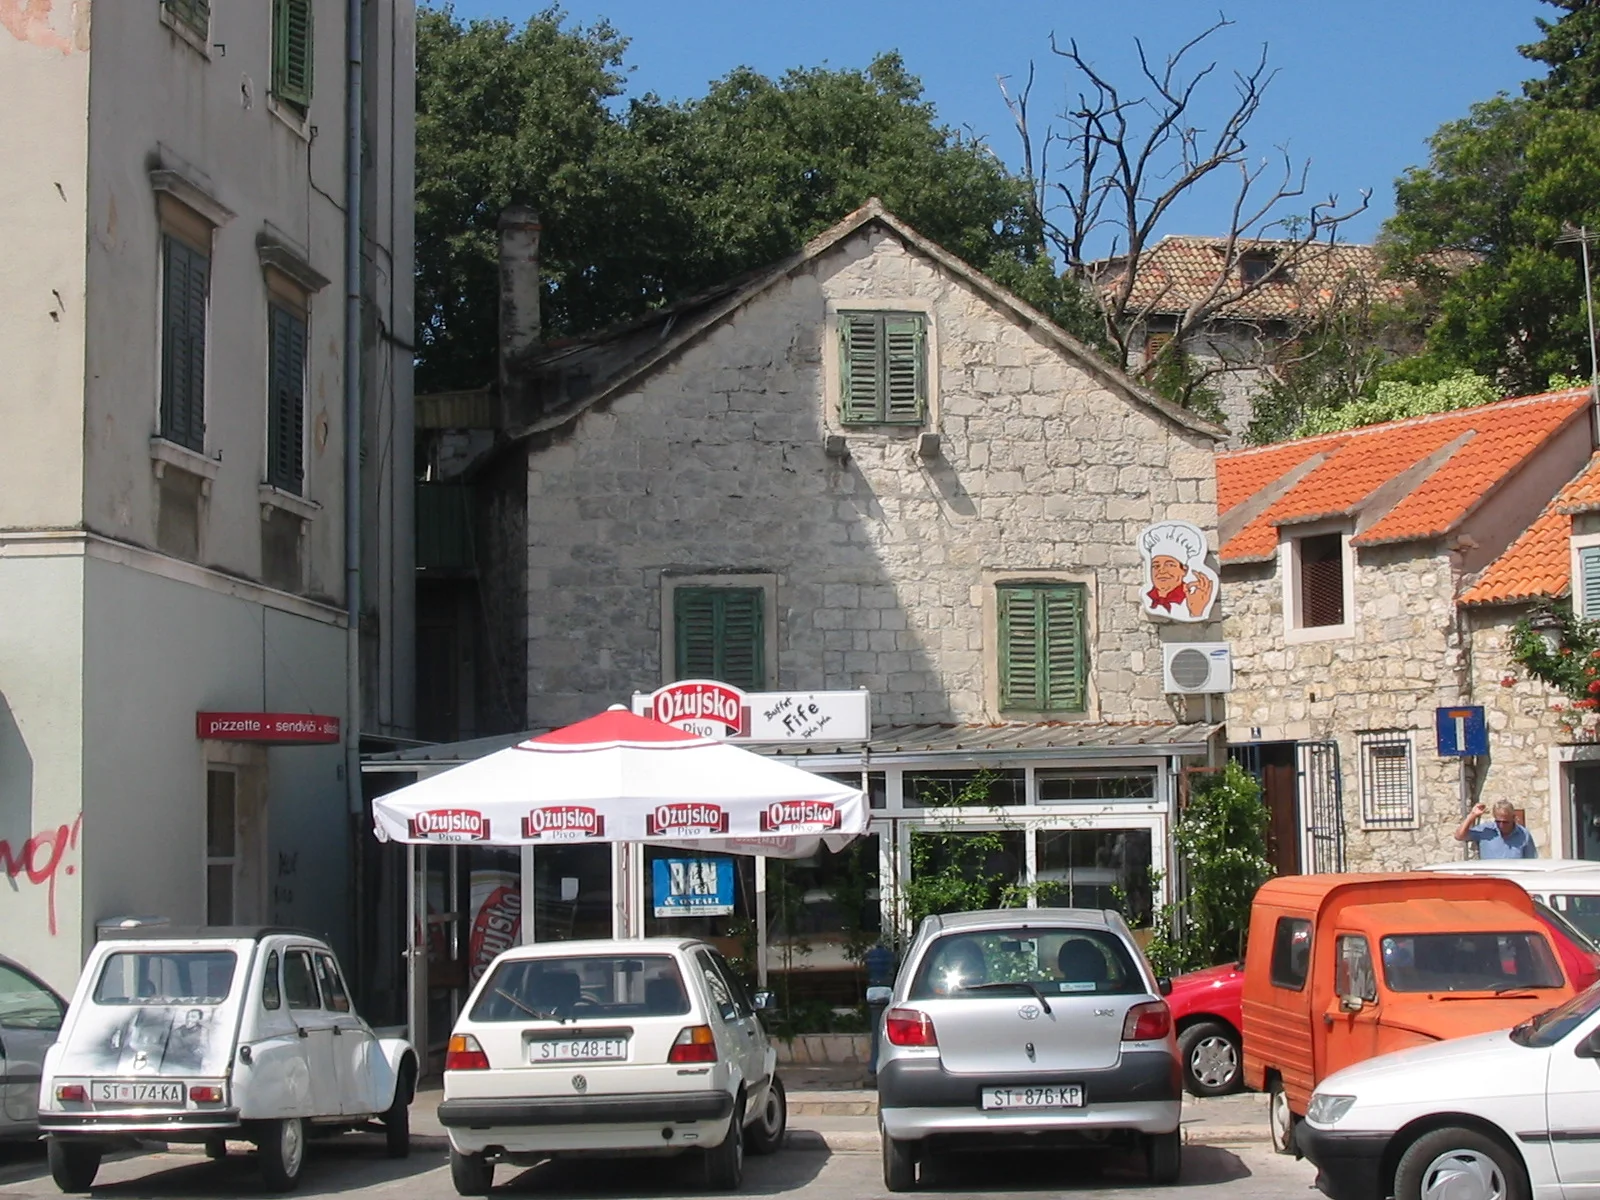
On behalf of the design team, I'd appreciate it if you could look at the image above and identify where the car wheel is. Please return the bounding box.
[745,1076,787,1156]
[881,1119,916,1192]
[702,1098,745,1191]
[1178,1020,1243,1096]
[384,1060,415,1159]
[1146,1129,1182,1185]
[1395,1126,1529,1200]
[449,1146,495,1196]
[258,1116,306,1192]
[47,1140,101,1194]
[1268,1077,1297,1156]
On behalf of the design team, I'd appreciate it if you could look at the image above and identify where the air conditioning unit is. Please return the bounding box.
[1162,642,1233,694]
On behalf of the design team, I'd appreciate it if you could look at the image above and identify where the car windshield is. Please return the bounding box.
[470,954,690,1022]
[1379,932,1563,993]
[1510,981,1600,1048]
[907,927,1143,1000]
[1548,894,1600,943]
[93,951,238,1005]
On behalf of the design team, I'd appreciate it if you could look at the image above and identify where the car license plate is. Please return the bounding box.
[91,1081,186,1105]
[528,1037,628,1063]
[981,1085,1083,1110]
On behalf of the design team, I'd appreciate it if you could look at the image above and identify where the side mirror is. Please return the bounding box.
[1157,977,1173,996]
[752,991,775,1012]
[1576,1029,1600,1060]
[1339,994,1365,1014]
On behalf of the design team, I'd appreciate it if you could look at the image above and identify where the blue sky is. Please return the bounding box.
[431,0,1549,245]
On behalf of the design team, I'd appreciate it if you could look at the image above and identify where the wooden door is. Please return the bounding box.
[1263,763,1302,876]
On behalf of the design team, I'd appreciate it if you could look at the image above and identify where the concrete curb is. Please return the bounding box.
[1182,1124,1269,1145]
[785,1129,879,1153]
[789,1096,878,1117]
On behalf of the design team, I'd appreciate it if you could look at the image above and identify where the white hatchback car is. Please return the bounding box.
[38,927,417,1193]
[438,938,788,1195]
[1298,983,1600,1200]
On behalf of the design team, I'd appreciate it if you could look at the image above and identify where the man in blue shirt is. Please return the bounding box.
[1453,801,1538,859]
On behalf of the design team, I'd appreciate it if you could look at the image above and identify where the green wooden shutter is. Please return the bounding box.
[999,586,1043,710]
[716,589,764,690]
[838,313,882,423]
[673,587,764,688]
[160,236,208,452]
[999,584,1087,712]
[163,0,210,37]
[267,306,307,493]
[1042,586,1087,711]
[883,314,926,423]
[273,0,314,110]
[1582,546,1600,619]
[675,589,719,680]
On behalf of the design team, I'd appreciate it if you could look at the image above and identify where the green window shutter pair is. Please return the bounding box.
[159,235,210,452]
[998,585,1088,712]
[674,588,765,690]
[267,305,308,494]
[838,312,927,424]
[272,0,314,111]
[163,0,210,37]
[1581,546,1600,620]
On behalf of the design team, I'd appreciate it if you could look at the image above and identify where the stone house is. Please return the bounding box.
[400,200,1232,1012]
[1217,389,1594,874]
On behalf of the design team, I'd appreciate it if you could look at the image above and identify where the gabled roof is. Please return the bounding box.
[1460,453,1600,607]
[1216,390,1591,564]
[497,200,1227,456]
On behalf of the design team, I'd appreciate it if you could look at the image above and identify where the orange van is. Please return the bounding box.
[1240,873,1579,1154]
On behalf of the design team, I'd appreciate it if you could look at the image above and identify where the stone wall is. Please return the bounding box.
[520,226,1223,727]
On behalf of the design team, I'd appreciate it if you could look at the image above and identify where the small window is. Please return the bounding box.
[314,954,351,1013]
[1359,731,1415,827]
[205,768,237,926]
[1295,533,1346,628]
[1143,331,1174,361]
[998,583,1088,712]
[160,234,210,452]
[673,586,764,689]
[696,951,739,1023]
[261,951,282,1010]
[838,311,927,425]
[706,950,752,1018]
[271,0,314,112]
[1239,252,1276,287]
[1579,546,1600,619]
[162,0,209,38]
[267,305,308,494]
[0,963,63,1031]
[1270,917,1312,990]
[283,950,319,1009]
[1334,935,1376,1002]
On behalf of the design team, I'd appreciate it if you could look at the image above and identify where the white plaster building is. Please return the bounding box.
[0,0,414,993]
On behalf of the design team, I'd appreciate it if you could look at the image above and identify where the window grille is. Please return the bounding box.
[1359,730,1415,827]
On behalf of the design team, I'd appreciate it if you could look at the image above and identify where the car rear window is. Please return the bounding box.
[470,954,690,1022]
[907,927,1143,1000]
[93,951,237,1005]
[1549,894,1600,943]
[1380,932,1564,993]
[1270,918,1312,990]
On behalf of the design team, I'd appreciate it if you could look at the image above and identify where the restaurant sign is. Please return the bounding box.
[196,712,341,745]
[632,682,870,742]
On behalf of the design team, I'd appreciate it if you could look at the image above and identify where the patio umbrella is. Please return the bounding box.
[370,706,867,858]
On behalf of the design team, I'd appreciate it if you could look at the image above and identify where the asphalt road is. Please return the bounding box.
[0,1131,1320,1199]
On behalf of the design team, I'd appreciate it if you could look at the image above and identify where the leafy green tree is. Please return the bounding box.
[1164,763,1272,969]
[1522,0,1600,111]
[1290,371,1500,437]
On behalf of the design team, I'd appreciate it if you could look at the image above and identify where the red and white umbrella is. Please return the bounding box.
[371,706,867,858]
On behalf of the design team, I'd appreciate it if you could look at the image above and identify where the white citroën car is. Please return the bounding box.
[37,927,418,1193]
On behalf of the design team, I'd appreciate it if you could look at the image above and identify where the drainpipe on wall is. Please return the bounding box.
[343,0,365,857]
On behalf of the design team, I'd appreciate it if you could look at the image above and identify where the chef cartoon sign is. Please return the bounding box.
[1138,520,1218,621]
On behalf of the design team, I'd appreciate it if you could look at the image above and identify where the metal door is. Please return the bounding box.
[1297,742,1345,874]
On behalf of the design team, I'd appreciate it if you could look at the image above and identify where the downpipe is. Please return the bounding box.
[343,0,365,956]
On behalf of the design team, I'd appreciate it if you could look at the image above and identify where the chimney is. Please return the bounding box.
[497,206,542,392]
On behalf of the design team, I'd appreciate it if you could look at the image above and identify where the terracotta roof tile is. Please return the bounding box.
[1216,390,1590,564]
[1461,452,1600,605]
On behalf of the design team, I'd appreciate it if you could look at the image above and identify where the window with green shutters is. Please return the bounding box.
[674,588,765,690]
[998,583,1088,713]
[272,0,314,112]
[838,311,927,425]
[162,0,210,37]
[267,305,308,494]
[159,235,210,453]
[1580,545,1600,619]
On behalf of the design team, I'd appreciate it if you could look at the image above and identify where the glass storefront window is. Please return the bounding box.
[908,827,1026,909]
[768,835,882,940]
[822,771,887,810]
[532,844,613,942]
[1036,770,1157,802]
[904,769,1026,809]
[1036,828,1153,926]
[642,847,758,947]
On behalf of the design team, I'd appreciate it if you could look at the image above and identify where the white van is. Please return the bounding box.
[1422,858,1600,942]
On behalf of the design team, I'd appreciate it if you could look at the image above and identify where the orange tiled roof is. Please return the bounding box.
[1216,390,1590,564]
[1461,452,1600,606]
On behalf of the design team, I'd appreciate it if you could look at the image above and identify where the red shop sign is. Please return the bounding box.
[196,712,342,745]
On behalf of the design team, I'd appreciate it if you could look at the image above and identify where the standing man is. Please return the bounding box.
[1454,801,1538,858]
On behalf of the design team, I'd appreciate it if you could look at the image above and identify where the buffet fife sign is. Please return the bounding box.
[633,682,870,742]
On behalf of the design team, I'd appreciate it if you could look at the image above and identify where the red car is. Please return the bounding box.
[1166,898,1600,1097]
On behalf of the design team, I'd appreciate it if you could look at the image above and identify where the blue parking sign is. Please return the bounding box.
[1435,706,1488,757]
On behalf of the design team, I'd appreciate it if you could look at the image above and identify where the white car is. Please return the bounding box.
[438,938,788,1195]
[1298,982,1600,1200]
[1425,859,1600,943]
[38,927,417,1193]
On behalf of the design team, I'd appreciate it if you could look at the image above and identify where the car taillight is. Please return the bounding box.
[1122,1000,1171,1042]
[446,1033,490,1071]
[884,1008,938,1047]
[190,1085,224,1104]
[668,1025,718,1064]
[55,1085,86,1103]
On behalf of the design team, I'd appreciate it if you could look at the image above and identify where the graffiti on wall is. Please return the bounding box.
[0,814,83,936]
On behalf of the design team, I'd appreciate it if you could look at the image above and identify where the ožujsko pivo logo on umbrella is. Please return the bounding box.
[520,805,606,840]
[759,800,841,834]
[407,809,491,841]
[645,802,730,837]
[646,680,749,737]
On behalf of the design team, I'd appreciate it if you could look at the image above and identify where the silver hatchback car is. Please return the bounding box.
[876,909,1182,1190]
